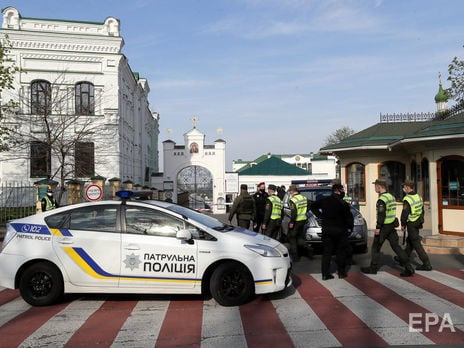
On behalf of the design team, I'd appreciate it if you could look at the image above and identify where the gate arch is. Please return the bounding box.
[177,165,213,211]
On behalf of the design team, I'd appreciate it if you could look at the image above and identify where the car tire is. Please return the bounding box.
[210,262,254,306]
[19,262,64,306]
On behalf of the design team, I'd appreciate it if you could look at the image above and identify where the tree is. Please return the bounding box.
[323,126,356,147]
[0,35,20,152]
[2,72,108,202]
[447,55,464,103]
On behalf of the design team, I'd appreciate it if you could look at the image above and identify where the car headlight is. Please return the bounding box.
[245,244,281,257]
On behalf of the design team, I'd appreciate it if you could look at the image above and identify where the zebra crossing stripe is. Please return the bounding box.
[66,299,138,346]
[0,288,19,307]
[0,302,68,347]
[347,271,464,344]
[437,269,464,280]
[201,299,247,347]
[400,271,464,308]
[296,274,388,347]
[317,273,433,346]
[156,298,203,347]
[20,299,105,347]
[239,296,294,347]
[111,300,169,347]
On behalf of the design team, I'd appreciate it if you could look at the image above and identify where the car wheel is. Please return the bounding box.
[210,262,254,306]
[19,262,64,306]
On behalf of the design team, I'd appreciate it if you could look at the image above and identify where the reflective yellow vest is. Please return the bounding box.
[268,195,283,220]
[403,193,423,222]
[379,192,396,224]
[43,195,56,211]
[290,194,307,221]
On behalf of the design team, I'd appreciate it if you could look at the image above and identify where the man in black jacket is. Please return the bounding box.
[310,183,353,280]
[229,184,256,229]
[252,182,268,232]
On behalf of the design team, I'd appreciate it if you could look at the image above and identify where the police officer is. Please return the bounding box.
[288,184,313,261]
[41,188,59,212]
[228,184,256,229]
[310,183,353,279]
[399,180,432,270]
[252,182,268,232]
[361,179,415,277]
[261,184,283,239]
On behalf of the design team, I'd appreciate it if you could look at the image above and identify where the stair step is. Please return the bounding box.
[422,235,464,248]
[423,245,464,255]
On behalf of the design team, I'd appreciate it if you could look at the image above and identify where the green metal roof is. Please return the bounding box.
[321,111,464,152]
[238,156,309,176]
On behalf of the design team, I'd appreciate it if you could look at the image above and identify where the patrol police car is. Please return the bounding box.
[0,191,292,307]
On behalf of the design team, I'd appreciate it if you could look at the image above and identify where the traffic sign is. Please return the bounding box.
[85,184,103,201]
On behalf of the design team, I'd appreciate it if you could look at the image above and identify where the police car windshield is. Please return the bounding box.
[166,205,226,230]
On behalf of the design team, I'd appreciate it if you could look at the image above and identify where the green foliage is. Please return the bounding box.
[324,126,356,146]
[0,35,21,151]
[447,56,464,103]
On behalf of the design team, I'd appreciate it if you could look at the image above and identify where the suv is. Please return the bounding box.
[281,181,368,253]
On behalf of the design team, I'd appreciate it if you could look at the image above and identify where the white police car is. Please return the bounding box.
[0,191,291,307]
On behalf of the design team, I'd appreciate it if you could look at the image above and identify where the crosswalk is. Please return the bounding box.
[0,269,463,347]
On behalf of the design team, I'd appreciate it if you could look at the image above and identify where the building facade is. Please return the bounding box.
[0,7,159,189]
[321,83,464,236]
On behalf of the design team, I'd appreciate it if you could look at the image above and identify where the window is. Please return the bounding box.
[75,82,95,115]
[124,206,184,237]
[75,142,95,177]
[421,158,430,201]
[346,163,365,202]
[30,141,50,177]
[31,80,51,115]
[379,161,405,201]
[440,157,464,207]
[45,205,118,232]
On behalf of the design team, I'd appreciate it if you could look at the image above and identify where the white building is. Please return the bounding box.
[0,7,159,187]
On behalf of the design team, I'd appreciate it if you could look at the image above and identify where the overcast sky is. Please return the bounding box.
[3,0,464,170]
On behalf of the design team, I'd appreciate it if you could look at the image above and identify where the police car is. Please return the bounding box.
[282,180,368,253]
[0,191,291,307]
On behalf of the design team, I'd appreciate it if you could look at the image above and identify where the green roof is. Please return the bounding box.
[321,112,464,152]
[238,156,309,176]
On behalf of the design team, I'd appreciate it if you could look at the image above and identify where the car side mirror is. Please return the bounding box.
[176,229,193,241]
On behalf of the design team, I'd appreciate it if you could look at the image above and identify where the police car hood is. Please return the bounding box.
[226,227,280,247]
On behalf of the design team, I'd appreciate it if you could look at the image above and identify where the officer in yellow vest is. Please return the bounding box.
[361,179,414,277]
[261,184,283,240]
[288,185,313,262]
[41,188,59,212]
[399,180,432,271]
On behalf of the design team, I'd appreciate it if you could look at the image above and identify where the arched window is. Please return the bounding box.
[75,82,95,115]
[346,162,365,202]
[31,80,51,115]
[379,161,405,201]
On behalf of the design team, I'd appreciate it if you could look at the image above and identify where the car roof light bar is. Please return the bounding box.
[116,190,154,200]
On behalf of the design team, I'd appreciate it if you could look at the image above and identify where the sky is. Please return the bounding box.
[2,0,464,170]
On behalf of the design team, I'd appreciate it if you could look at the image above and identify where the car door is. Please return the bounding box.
[49,203,121,288]
[120,204,198,290]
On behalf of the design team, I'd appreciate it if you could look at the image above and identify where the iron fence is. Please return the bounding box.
[0,182,37,225]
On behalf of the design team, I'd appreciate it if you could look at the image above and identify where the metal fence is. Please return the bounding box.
[0,182,37,225]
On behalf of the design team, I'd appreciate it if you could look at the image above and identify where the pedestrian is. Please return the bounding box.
[277,185,286,200]
[398,180,432,270]
[252,182,268,232]
[228,184,256,229]
[361,179,415,277]
[261,184,283,240]
[41,188,59,212]
[310,183,353,280]
[287,184,313,262]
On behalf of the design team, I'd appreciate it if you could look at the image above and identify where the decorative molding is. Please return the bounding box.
[21,53,103,62]
[10,40,120,53]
